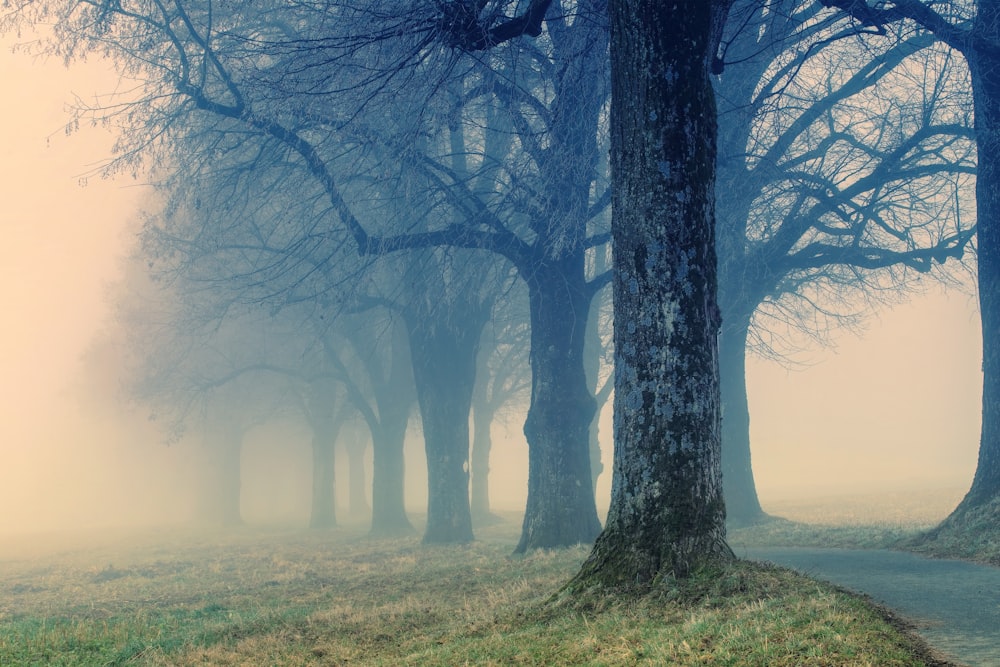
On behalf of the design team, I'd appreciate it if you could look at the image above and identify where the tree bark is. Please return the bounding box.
[407,307,481,544]
[572,0,733,587]
[719,312,767,525]
[517,259,603,552]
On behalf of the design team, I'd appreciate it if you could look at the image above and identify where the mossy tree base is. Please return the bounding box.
[902,494,1000,565]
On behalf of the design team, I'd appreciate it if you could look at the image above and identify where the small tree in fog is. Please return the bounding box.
[115,262,307,526]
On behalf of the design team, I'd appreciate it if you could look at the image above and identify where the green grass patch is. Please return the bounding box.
[0,519,951,665]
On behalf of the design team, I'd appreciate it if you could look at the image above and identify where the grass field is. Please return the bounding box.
[0,514,954,666]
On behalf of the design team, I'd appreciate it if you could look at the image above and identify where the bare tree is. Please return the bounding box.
[811,0,998,556]
[3,0,617,551]
[715,0,976,525]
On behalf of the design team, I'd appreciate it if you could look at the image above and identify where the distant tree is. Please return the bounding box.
[470,292,532,524]
[115,264,304,526]
[715,0,975,525]
[334,310,419,536]
[3,0,617,552]
[300,376,351,529]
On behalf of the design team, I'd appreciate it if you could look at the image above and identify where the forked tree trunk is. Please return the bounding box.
[572,0,733,587]
[408,312,480,544]
[511,0,608,552]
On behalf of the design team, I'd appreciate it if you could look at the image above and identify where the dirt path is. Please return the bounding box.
[739,546,1000,667]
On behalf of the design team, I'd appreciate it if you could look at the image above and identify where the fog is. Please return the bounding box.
[0,38,982,538]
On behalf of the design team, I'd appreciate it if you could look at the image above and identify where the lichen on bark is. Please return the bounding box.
[568,0,735,591]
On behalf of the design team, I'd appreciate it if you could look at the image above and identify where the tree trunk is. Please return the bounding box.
[954,6,1000,512]
[346,318,416,537]
[719,313,767,525]
[572,0,733,587]
[408,312,479,544]
[369,414,415,537]
[309,419,340,529]
[344,428,371,520]
[471,393,500,524]
[517,260,603,552]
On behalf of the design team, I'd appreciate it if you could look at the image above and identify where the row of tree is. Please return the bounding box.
[8,0,994,585]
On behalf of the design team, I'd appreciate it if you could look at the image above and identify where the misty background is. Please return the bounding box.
[0,34,982,537]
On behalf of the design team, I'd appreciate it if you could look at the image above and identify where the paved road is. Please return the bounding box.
[738,547,1000,667]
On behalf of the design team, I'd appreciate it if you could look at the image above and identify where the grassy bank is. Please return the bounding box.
[729,488,1000,566]
[0,518,951,665]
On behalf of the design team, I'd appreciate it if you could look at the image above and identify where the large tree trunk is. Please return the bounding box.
[719,312,767,526]
[511,0,607,552]
[953,5,1000,513]
[572,0,733,587]
[516,260,603,552]
[407,310,480,544]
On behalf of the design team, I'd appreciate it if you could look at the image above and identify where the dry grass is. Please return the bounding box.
[729,487,968,551]
[0,516,954,665]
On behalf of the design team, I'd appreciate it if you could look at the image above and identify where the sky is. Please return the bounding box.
[0,34,985,536]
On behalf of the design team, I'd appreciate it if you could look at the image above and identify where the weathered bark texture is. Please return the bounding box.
[407,301,482,544]
[518,260,603,551]
[511,4,609,551]
[573,0,733,586]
